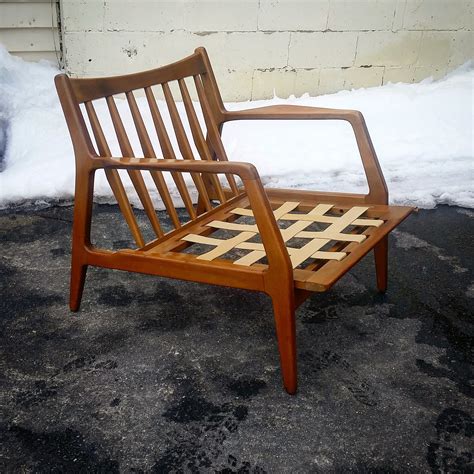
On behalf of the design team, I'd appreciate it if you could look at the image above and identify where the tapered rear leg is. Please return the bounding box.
[374,235,388,293]
[70,256,87,311]
[271,292,297,394]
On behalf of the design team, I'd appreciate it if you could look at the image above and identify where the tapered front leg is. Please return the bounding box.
[69,167,95,312]
[271,291,297,394]
[374,235,388,293]
[70,258,87,311]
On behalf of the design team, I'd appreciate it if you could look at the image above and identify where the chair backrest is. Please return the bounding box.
[56,47,239,248]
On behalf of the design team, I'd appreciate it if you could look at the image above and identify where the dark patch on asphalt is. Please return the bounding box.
[416,358,474,398]
[426,408,473,472]
[1,204,473,471]
[62,355,117,373]
[8,426,119,473]
[163,389,223,424]
[301,350,378,407]
[109,397,121,407]
[97,281,184,308]
[0,259,64,323]
[226,377,267,399]
[15,380,59,408]
[112,239,135,250]
[50,247,66,257]
[0,214,69,243]
[156,387,252,471]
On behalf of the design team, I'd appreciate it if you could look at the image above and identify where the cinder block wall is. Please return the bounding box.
[60,0,473,101]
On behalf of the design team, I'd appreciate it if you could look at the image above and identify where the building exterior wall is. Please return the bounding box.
[60,0,473,101]
[0,0,60,64]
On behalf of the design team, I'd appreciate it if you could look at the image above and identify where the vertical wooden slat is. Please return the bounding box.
[161,82,213,212]
[106,95,164,238]
[194,75,239,195]
[84,101,145,247]
[126,91,181,229]
[178,78,226,204]
[145,86,196,220]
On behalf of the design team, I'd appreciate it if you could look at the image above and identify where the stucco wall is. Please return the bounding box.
[0,0,60,64]
[60,0,473,100]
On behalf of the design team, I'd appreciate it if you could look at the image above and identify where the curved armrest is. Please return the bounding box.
[222,105,388,204]
[223,104,360,121]
[92,156,293,279]
[94,156,259,180]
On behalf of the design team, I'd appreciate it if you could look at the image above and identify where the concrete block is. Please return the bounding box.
[61,0,104,32]
[319,66,384,94]
[448,31,474,69]
[258,0,329,31]
[103,1,184,32]
[392,0,407,31]
[417,31,451,67]
[197,31,290,69]
[64,31,154,76]
[412,65,448,81]
[318,67,346,94]
[213,69,253,102]
[402,0,472,30]
[355,31,422,66]
[382,66,417,84]
[294,69,321,96]
[251,68,297,99]
[184,0,259,32]
[342,66,385,89]
[289,32,358,67]
[104,0,258,33]
[382,65,447,84]
[327,0,397,31]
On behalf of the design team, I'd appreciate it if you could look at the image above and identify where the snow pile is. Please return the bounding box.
[0,45,472,209]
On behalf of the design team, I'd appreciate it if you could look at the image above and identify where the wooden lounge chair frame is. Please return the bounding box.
[56,47,414,394]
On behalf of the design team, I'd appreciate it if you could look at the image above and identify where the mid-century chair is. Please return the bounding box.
[56,47,414,394]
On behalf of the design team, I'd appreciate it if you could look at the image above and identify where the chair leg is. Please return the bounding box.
[374,235,388,293]
[69,169,95,312]
[70,256,87,312]
[271,293,297,394]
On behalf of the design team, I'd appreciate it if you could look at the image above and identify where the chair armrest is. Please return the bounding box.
[94,157,260,180]
[92,156,294,280]
[222,105,388,204]
[223,104,360,122]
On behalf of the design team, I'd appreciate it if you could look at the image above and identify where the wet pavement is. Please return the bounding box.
[0,204,472,472]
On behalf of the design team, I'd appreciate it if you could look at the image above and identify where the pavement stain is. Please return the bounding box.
[157,385,256,472]
[15,380,59,408]
[426,408,474,472]
[8,426,119,473]
[96,280,185,308]
[0,259,65,320]
[301,349,378,407]
[226,377,267,399]
[62,355,118,373]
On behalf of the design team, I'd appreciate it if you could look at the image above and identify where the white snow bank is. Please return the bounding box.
[0,45,472,209]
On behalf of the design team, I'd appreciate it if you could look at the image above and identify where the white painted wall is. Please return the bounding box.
[60,0,473,100]
[0,0,61,64]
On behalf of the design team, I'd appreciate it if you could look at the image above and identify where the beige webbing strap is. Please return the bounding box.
[182,202,384,268]
[189,231,256,261]
[182,234,347,264]
[235,204,334,266]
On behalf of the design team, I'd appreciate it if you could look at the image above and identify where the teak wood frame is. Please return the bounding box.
[56,47,414,394]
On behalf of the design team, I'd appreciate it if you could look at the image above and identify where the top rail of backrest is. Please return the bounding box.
[69,52,208,103]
